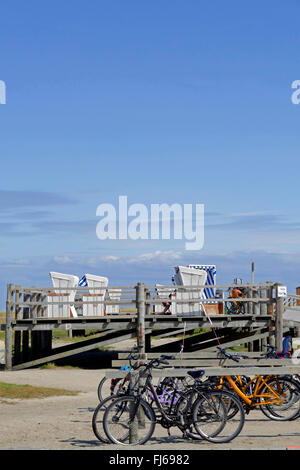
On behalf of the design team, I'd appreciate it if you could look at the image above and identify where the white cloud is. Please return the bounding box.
[53,255,74,264]
[134,250,184,263]
[101,255,120,262]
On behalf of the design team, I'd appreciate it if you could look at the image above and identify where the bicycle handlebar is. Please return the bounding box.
[140,354,176,371]
[261,344,278,358]
[216,346,249,362]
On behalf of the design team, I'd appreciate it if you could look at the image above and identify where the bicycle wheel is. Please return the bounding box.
[103,395,156,446]
[92,395,120,443]
[260,376,300,421]
[210,381,243,420]
[97,376,130,402]
[191,391,227,441]
[193,390,245,443]
[97,377,113,402]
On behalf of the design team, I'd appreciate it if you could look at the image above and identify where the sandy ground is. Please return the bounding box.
[0,367,300,451]
[0,338,299,451]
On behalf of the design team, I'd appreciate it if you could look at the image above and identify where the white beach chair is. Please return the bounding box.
[47,272,79,318]
[106,288,122,314]
[173,266,207,315]
[188,264,217,300]
[82,274,108,316]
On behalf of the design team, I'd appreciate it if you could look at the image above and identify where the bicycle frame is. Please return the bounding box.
[220,375,284,407]
[142,374,186,425]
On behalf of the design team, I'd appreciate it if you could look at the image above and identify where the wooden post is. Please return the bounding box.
[22,292,30,361]
[129,370,139,443]
[136,282,146,360]
[260,286,267,315]
[244,287,249,314]
[248,286,253,317]
[266,282,275,347]
[31,291,39,359]
[275,283,284,351]
[145,288,150,316]
[252,286,260,351]
[5,284,14,370]
[252,286,259,315]
[260,286,268,350]
[14,285,21,364]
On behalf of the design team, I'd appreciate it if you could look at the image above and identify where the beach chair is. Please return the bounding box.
[188,264,217,300]
[48,272,79,318]
[106,288,122,314]
[173,266,207,315]
[81,274,108,316]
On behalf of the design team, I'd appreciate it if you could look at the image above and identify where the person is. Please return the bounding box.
[227,287,245,314]
[162,293,172,314]
[230,288,244,299]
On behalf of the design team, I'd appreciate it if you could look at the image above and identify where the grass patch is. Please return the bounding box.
[229,345,248,352]
[0,382,80,399]
[39,362,80,370]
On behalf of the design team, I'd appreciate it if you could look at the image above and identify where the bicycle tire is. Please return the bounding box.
[98,376,130,402]
[92,395,120,443]
[192,390,245,443]
[191,391,227,441]
[103,395,156,446]
[260,376,300,421]
[97,377,113,402]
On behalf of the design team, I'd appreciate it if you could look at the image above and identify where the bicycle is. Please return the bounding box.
[93,373,187,444]
[180,370,245,443]
[97,349,140,402]
[224,287,246,315]
[261,342,300,418]
[101,356,243,445]
[210,346,300,421]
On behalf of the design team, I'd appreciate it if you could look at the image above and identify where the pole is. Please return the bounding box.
[5,284,13,370]
[251,260,255,284]
[129,370,139,444]
[275,283,284,351]
[14,285,21,364]
[260,286,268,350]
[136,282,146,360]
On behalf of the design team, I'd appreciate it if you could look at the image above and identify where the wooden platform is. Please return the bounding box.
[3,281,300,370]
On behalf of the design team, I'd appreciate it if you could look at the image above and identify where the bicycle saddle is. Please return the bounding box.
[187,370,205,379]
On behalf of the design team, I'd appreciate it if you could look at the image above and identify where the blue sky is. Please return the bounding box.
[0,1,300,307]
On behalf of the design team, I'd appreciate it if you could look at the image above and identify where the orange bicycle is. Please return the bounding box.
[210,347,300,421]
